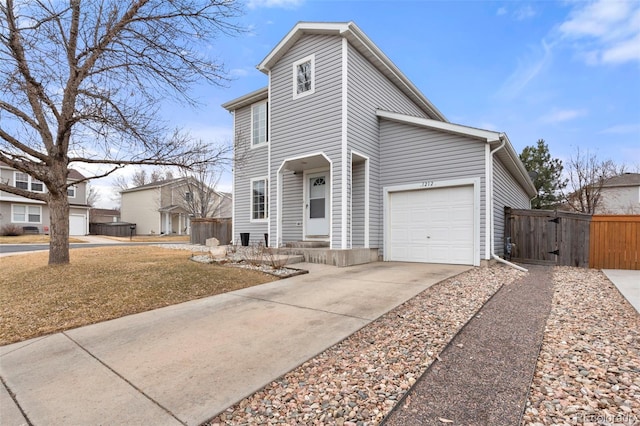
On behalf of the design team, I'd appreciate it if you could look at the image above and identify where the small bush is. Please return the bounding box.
[1,224,24,236]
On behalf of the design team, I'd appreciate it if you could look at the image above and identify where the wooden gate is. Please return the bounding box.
[505,208,591,267]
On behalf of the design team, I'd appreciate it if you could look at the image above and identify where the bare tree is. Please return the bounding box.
[564,148,622,214]
[86,184,99,207]
[0,0,242,264]
[177,156,228,219]
[113,167,174,192]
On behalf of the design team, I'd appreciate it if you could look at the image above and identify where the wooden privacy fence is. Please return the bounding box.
[89,222,136,237]
[505,208,591,267]
[190,218,232,245]
[590,215,640,270]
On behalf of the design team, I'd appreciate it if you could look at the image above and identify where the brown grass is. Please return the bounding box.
[0,246,277,345]
[101,235,190,243]
[0,235,85,244]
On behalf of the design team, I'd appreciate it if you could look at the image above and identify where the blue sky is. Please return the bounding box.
[93,0,640,207]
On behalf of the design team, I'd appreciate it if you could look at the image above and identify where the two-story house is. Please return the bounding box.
[0,162,90,235]
[595,173,640,214]
[223,22,536,266]
[120,177,232,235]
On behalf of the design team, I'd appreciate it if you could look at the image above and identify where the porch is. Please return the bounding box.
[278,241,378,267]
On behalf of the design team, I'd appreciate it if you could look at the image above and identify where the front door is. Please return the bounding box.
[305,171,329,237]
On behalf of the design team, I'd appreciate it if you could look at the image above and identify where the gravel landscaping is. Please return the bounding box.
[522,267,640,426]
[204,265,524,425]
[385,265,554,425]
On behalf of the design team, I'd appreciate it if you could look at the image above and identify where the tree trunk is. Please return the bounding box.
[49,190,70,265]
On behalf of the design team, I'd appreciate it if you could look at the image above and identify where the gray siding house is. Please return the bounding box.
[0,162,90,235]
[223,22,536,266]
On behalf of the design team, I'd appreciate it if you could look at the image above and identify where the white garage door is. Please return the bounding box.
[69,215,86,236]
[388,185,474,265]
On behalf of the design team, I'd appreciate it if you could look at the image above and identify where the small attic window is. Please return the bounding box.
[293,54,315,99]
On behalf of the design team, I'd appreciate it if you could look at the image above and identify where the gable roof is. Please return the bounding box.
[120,177,184,193]
[602,173,640,188]
[120,177,230,198]
[246,21,445,121]
[377,110,537,197]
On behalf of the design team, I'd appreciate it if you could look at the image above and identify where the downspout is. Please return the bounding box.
[490,135,528,272]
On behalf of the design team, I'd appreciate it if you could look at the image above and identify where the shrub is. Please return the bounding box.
[1,224,24,236]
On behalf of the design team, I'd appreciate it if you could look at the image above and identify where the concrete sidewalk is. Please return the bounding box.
[0,262,470,426]
[603,269,640,314]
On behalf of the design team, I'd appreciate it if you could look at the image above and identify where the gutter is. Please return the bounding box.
[489,135,528,272]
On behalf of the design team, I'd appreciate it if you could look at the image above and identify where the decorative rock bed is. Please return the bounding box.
[158,243,308,278]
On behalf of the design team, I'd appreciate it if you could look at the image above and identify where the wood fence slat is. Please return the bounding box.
[589,215,640,270]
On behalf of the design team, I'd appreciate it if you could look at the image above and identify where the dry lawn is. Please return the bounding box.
[0,246,277,345]
[0,235,85,244]
[103,235,190,243]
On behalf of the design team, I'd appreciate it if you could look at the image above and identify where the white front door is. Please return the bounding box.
[305,171,330,237]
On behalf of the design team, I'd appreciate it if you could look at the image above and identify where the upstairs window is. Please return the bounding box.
[292,54,315,99]
[67,186,76,198]
[185,192,193,202]
[14,172,28,190]
[251,102,268,147]
[14,172,44,192]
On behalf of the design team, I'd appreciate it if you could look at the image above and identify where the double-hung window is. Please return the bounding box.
[251,178,268,221]
[67,185,76,198]
[14,172,44,192]
[12,205,42,223]
[292,54,315,99]
[251,102,268,147]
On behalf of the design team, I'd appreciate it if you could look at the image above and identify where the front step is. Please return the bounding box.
[285,241,330,249]
[276,247,379,267]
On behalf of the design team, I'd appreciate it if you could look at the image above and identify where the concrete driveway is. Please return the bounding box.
[603,269,640,314]
[0,261,470,426]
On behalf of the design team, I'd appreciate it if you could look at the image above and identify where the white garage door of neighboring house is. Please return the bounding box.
[388,185,474,265]
[69,215,86,236]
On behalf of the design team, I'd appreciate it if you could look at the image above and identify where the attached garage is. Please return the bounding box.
[385,181,479,265]
[69,214,86,236]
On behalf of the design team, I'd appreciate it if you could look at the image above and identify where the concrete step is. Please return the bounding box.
[284,241,330,248]
[241,254,304,266]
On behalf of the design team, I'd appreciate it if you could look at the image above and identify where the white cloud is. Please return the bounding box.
[540,108,588,124]
[515,5,537,21]
[230,68,251,77]
[496,40,553,99]
[600,123,640,134]
[247,0,303,9]
[558,0,640,65]
[497,7,507,16]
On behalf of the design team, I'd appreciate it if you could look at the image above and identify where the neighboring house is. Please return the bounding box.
[90,208,121,223]
[222,21,536,266]
[595,173,640,214]
[0,162,90,235]
[120,177,232,235]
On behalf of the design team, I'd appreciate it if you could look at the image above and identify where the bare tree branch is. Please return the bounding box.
[0,0,244,264]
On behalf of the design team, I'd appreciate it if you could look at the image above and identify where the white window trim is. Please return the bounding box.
[67,185,76,198]
[250,101,268,148]
[11,204,43,224]
[14,171,45,193]
[292,54,315,100]
[250,177,269,223]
